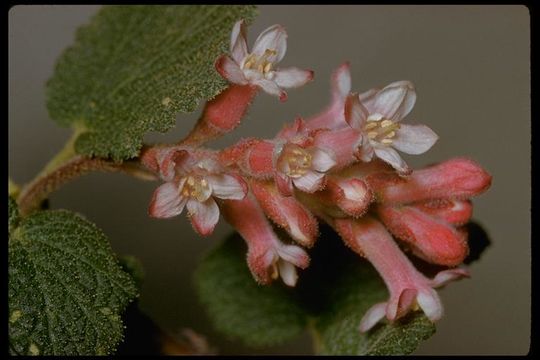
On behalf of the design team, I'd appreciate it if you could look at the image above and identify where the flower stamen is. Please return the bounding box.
[364,118,401,145]
[180,175,211,202]
[242,49,277,75]
[284,147,312,178]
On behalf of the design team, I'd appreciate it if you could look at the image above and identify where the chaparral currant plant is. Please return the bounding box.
[9,5,491,356]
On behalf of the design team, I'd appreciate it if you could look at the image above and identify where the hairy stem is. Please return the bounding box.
[16,127,159,215]
[17,156,158,216]
[17,156,120,216]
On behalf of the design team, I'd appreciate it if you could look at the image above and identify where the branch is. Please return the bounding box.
[17,156,157,216]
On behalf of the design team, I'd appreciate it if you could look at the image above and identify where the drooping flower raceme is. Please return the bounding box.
[144,147,247,236]
[216,20,314,101]
[141,19,492,330]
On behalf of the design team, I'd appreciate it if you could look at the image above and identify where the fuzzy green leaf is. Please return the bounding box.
[8,210,138,355]
[298,225,436,355]
[118,255,145,291]
[46,5,258,161]
[194,233,308,347]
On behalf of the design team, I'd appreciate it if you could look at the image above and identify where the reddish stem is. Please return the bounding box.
[16,156,139,216]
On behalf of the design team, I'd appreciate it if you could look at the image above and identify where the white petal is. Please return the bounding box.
[359,302,387,333]
[278,260,298,287]
[187,198,220,236]
[148,181,187,218]
[252,24,287,63]
[392,124,438,155]
[416,288,443,322]
[370,81,416,122]
[358,88,378,106]
[274,67,313,88]
[344,94,368,130]
[207,174,247,200]
[293,171,325,193]
[333,62,352,100]
[254,79,287,101]
[373,145,410,174]
[230,20,248,64]
[276,244,309,268]
[431,268,470,288]
[215,55,248,85]
[309,147,336,172]
[243,68,264,82]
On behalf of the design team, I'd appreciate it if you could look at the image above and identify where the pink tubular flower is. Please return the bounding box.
[363,157,491,266]
[334,216,470,333]
[216,20,314,101]
[250,179,319,247]
[221,194,310,286]
[145,147,247,236]
[365,157,492,205]
[181,84,258,146]
[345,87,439,174]
[304,62,352,131]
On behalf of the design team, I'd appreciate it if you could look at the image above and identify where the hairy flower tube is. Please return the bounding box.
[141,19,492,334]
[182,21,314,147]
[221,194,310,286]
[334,216,470,332]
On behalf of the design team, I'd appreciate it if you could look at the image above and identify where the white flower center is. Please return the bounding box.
[364,117,400,145]
[278,145,312,178]
[242,49,277,75]
[180,175,210,202]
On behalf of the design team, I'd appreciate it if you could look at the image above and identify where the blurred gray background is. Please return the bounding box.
[8,5,530,355]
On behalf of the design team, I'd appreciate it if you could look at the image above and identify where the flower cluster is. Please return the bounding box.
[141,20,491,333]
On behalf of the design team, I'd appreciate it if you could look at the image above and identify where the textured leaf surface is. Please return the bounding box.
[194,233,308,347]
[47,5,257,160]
[8,209,138,355]
[119,255,145,291]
